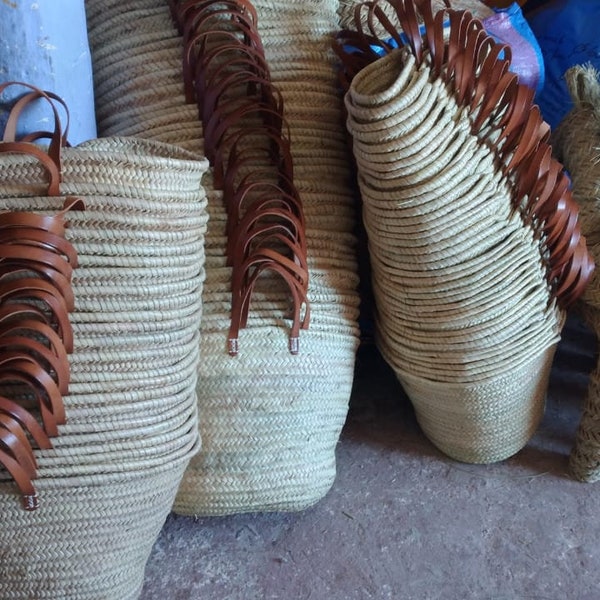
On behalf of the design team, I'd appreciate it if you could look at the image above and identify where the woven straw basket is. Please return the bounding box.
[337,1,592,463]
[86,0,360,515]
[553,65,600,482]
[0,108,209,598]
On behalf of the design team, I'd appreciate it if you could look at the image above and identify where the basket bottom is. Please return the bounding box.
[396,344,557,464]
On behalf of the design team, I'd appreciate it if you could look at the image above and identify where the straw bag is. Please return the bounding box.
[0,84,208,599]
[85,0,360,515]
[553,65,600,481]
[335,0,593,463]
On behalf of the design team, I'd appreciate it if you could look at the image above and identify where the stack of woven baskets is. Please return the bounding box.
[0,83,209,598]
[335,0,593,464]
[553,64,600,482]
[85,0,360,516]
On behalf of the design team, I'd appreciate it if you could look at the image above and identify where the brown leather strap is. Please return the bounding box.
[0,316,70,369]
[203,99,285,163]
[228,258,310,356]
[228,205,307,267]
[0,414,37,477]
[0,226,79,267]
[184,26,266,103]
[2,88,71,152]
[0,277,73,351]
[227,179,304,227]
[0,210,66,236]
[0,141,61,196]
[177,0,310,352]
[0,396,53,450]
[201,71,281,127]
[0,82,67,166]
[0,355,65,424]
[0,447,38,510]
[217,125,294,191]
[0,335,70,394]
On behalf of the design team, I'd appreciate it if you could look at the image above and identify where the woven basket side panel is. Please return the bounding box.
[0,462,186,600]
[394,345,556,463]
[176,326,357,515]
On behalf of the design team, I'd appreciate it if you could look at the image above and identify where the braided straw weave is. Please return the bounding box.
[86,0,360,516]
[336,0,593,463]
[553,65,600,481]
[0,117,209,597]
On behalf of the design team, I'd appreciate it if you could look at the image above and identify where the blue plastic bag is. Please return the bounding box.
[527,0,600,129]
[483,2,545,95]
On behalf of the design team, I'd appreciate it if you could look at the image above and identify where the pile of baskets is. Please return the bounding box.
[86,0,360,516]
[335,0,593,463]
[0,80,209,598]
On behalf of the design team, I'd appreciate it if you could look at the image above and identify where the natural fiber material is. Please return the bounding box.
[0,136,208,598]
[339,1,591,463]
[86,0,360,515]
[553,65,600,481]
[176,323,357,515]
[569,306,600,482]
[0,461,187,600]
[396,345,557,463]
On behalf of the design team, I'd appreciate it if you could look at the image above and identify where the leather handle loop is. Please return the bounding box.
[0,334,69,394]
[0,82,67,167]
[2,88,70,153]
[229,258,310,356]
[0,396,53,450]
[194,44,271,112]
[0,141,61,197]
[0,353,66,423]
[228,203,307,266]
[219,125,294,193]
[228,178,305,229]
[0,415,37,477]
[0,226,79,268]
[175,0,310,353]
[0,447,38,510]
[184,26,266,103]
[0,277,73,350]
[201,72,283,133]
[204,99,286,163]
[0,315,70,369]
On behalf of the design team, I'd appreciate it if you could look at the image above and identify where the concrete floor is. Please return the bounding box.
[141,315,600,599]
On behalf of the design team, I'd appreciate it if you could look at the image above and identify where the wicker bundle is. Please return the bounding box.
[0,85,208,599]
[335,0,592,463]
[553,64,600,482]
[85,0,360,516]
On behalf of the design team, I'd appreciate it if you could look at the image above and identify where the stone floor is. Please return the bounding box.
[141,315,600,599]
